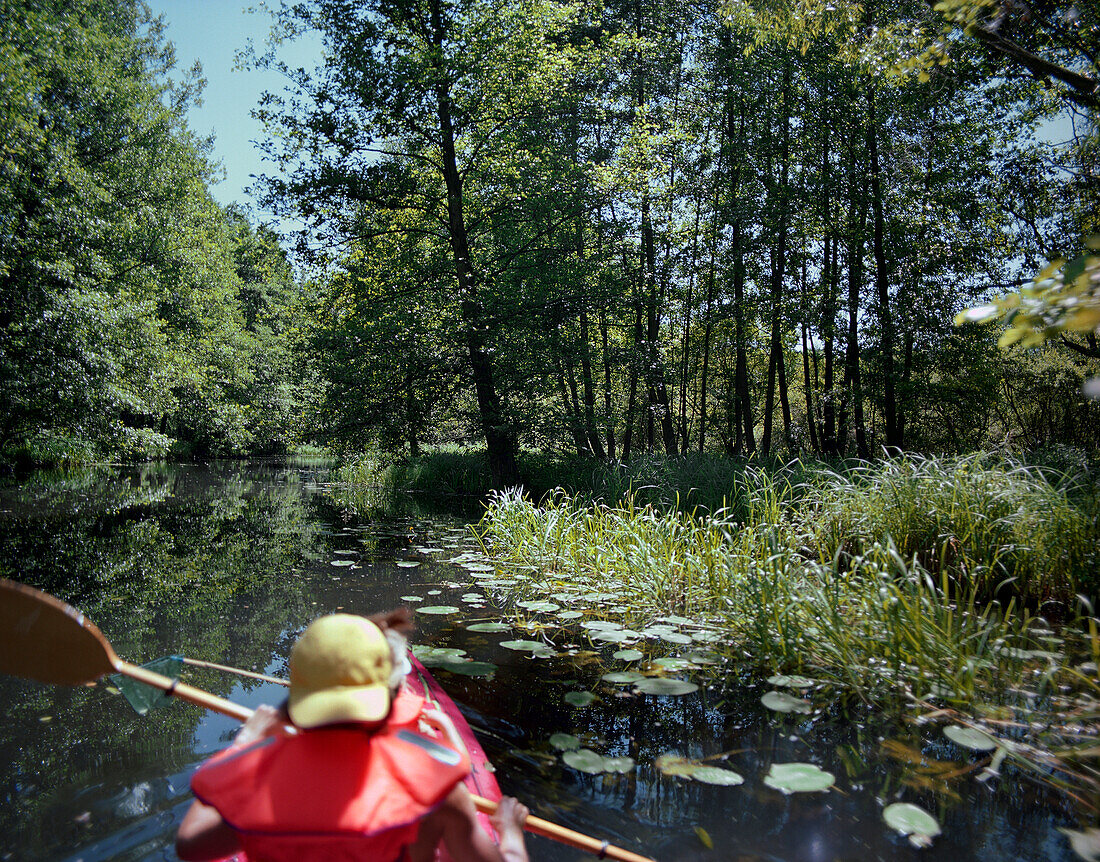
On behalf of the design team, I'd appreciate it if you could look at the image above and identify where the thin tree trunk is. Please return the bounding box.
[867,84,899,450]
[430,0,516,485]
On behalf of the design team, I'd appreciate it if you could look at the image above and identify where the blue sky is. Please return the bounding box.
[148,1,321,217]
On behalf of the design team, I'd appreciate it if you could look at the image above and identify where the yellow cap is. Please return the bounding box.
[287,614,393,728]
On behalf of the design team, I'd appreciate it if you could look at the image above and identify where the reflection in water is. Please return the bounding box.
[0,464,1081,861]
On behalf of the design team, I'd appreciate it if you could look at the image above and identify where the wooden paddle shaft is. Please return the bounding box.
[117,660,253,723]
[472,797,655,862]
[181,657,289,687]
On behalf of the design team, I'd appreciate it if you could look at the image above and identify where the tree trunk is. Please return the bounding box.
[430,0,516,486]
[867,84,899,450]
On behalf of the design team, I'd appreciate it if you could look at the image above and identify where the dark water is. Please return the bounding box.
[0,463,1084,861]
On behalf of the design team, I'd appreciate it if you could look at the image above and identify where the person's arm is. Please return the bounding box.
[408,785,529,862]
[176,800,240,862]
[176,705,290,861]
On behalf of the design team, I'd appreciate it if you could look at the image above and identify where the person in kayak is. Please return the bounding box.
[175,610,530,862]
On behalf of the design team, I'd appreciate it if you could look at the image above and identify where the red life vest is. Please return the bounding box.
[191,694,471,862]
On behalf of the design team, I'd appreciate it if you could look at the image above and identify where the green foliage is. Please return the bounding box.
[0,0,313,466]
[804,454,1100,603]
[477,454,1099,710]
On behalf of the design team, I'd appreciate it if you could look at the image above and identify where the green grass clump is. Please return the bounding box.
[478,485,1086,709]
[802,454,1099,606]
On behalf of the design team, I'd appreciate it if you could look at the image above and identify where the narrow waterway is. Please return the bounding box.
[0,463,1081,861]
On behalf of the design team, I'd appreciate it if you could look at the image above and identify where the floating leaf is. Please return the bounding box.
[401,595,423,602]
[659,615,693,625]
[761,691,813,714]
[659,632,693,645]
[466,622,510,633]
[563,748,607,773]
[652,657,695,672]
[562,749,634,774]
[633,678,698,696]
[883,803,941,849]
[764,763,834,794]
[396,561,421,568]
[550,733,581,751]
[1059,826,1100,862]
[330,560,355,567]
[440,661,496,678]
[684,650,720,666]
[655,754,697,777]
[500,640,555,655]
[564,691,597,707]
[417,605,460,615]
[654,754,743,785]
[557,610,584,620]
[602,671,645,685]
[692,766,744,786]
[767,674,816,689]
[695,826,714,849]
[582,620,623,631]
[412,646,467,664]
[517,600,560,613]
[613,649,644,662]
[604,756,634,773]
[943,724,998,752]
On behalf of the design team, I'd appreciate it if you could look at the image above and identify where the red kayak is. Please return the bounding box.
[406,652,503,853]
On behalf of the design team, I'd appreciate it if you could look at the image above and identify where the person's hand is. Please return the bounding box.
[490,796,530,837]
[231,704,290,748]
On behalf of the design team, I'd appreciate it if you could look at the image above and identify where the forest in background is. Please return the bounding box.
[2,0,1098,476]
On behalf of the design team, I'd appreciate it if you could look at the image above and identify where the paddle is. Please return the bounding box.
[0,580,656,862]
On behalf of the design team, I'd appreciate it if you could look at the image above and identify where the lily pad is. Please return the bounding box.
[1059,827,1100,862]
[655,753,697,777]
[767,674,816,689]
[761,691,813,714]
[633,678,698,696]
[883,803,941,849]
[439,660,496,678]
[396,561,421,568]
[764,762,835,794]
[613,649,644,662]
[330,560,356,567]
[517,600,560,613]
[417,605,460,615]
[658,631,693,645]
[550,733,581,751]
[562,749,634,774]
[654,754,743,785]
[500,640,555,655]
[692,766,745,786]
[557,610,584,620]
[581,620,623,631]
[652,657,696,672]
[466,622,510,633]
[401,595,423,602]
[943,724,998,752]
[564,691,597,707]
[591,629,640,644]
[412,645,467,661]
[602,671,646,685]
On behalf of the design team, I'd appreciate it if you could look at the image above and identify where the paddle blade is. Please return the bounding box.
[0,579,119,685]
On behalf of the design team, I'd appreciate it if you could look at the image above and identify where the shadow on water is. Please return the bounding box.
[0,464,1082,861]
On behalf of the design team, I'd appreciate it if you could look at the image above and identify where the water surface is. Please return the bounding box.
[0,464,1081,861]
